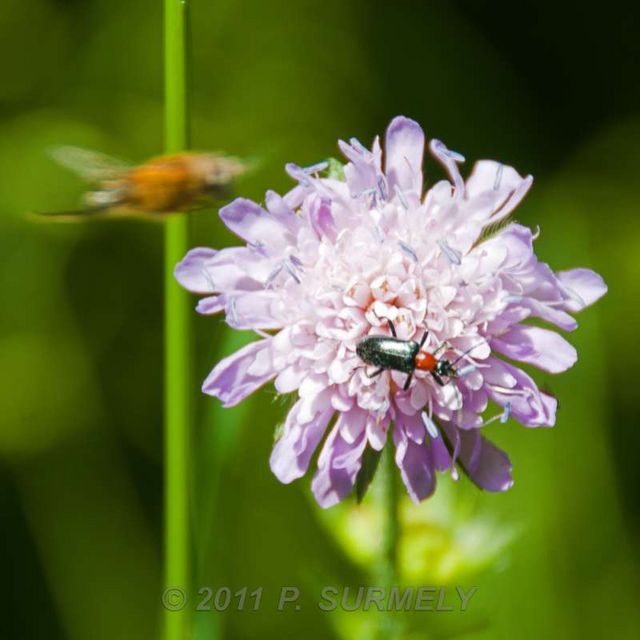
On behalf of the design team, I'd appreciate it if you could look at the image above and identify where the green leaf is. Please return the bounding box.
[355,445,384,503]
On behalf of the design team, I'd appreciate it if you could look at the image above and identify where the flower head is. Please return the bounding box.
[176,116,606,508]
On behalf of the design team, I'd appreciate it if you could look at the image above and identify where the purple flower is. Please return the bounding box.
[175,117,606,508]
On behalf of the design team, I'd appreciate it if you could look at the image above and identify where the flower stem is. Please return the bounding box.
[377,446,402,639]
[163,1,191,639]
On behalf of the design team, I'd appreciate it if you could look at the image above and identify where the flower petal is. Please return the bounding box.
[518,298,577,332]
[270,400,333,484]
[308,195,337,241]
[340,141,379,196]
[196,295,226,315]
[393,420,436,503]
[274,365,307,394]
[265,189,302,231]
[465,160,533,225]
[491,223,534,270]
[465,160,524,198]
[202,339,275,407]
[484,358,556,427]
[219,198,290,249]
[444,425,513,492]
[384,116,425,195]
[557,268,608,312]
[492,325,577,373]
[174,247,217,293]
[311,410,368,508]
[429,138,464,194]
[224,292,282,330]
[175,247,266,294]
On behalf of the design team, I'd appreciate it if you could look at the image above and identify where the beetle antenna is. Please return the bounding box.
[451,338,489,367]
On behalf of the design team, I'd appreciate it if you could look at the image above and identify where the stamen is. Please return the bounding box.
[544,299,570,308]
[561,284,586,310]
[373,224,385,244]
[264,263,283,288]
[201,268,216,292]
[506,293,573,310]
[437,239,462,266]
[247,240,267,256]
[354,187,378,201]
[398,241,418,263]
[284,260,301,284]
[228,297,239,325]
[303,160,329,174]
[288,254,304,269]
[421,411,439,439]
[457,364,477,377]
[478,402,511,428]
[478,414,500,428]
[490,385,533,399]
[394,185,409,209]
[377,175,388,201]
[493,164,504,191]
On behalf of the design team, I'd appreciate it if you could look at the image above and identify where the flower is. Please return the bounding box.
[175,116,607,508]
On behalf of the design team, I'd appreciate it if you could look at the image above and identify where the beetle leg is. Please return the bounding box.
[419,330,429,348]
[387,319,397,338]
[366,367,385,379]
[403,373,413,391]
[431,371,445,387]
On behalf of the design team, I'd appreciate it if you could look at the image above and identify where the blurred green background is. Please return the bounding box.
[0,1,639,638]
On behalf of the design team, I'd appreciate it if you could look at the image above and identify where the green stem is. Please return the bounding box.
[377,447,402,639]
[164,1,191,640]
[381,447,399,585]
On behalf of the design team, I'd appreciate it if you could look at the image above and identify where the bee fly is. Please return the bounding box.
[33,146,246,220]
[356,319,484,390]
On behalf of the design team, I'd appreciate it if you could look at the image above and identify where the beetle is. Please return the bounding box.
[356,319,480,390]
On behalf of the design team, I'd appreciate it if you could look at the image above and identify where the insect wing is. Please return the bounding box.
[49,145,131,182]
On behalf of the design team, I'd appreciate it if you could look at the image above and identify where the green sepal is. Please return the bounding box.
[326,157,346,181]
[273,421,285,443]
[355,445,384,503]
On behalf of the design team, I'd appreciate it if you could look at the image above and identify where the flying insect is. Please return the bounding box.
[34,146,246,220]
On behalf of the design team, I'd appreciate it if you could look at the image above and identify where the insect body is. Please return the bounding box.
[36,146,246,220]
[356,335,420,376]
[356,319,478,390]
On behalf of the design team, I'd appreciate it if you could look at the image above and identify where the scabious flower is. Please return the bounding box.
[175,116,606,508]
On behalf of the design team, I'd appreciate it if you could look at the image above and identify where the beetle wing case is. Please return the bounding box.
[356,336,419,374]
